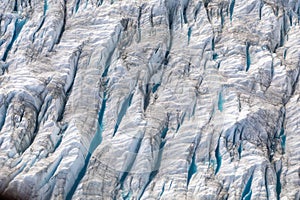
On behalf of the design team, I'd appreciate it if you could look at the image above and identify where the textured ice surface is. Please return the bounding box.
[0,0,300,199]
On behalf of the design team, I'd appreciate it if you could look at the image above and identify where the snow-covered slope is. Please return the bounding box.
[0,0,299,199]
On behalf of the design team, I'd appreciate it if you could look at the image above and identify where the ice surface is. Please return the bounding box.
[0,0,299,200]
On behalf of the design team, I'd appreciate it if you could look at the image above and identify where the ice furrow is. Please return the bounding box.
[187,149,197,186]
[66,96,106,200]
[113,92,133,136]
[2,18,26,61]
[214,135,222,175]
[241,170,254,200]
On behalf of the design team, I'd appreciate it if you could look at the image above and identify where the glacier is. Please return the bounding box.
[0,0,300,199]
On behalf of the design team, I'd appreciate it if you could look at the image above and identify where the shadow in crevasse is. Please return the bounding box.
[0,192,28,200]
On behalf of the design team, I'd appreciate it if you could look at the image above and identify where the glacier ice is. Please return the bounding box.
[0,0,300,200]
